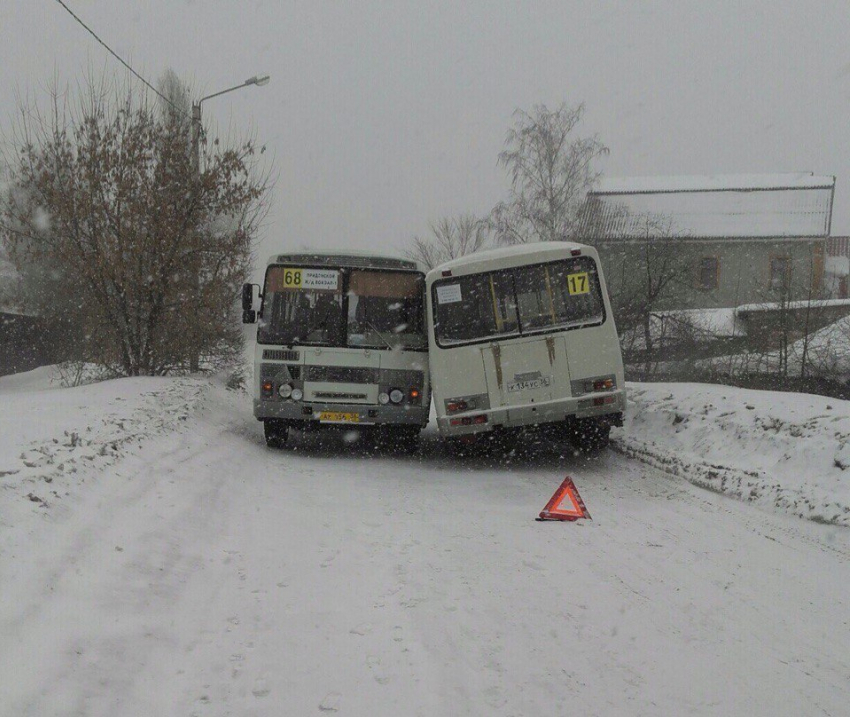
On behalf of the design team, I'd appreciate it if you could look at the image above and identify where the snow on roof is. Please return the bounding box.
[735,297,850,313]
[587,174,835,239]
[656,308,744,338]
[594,173,835,194]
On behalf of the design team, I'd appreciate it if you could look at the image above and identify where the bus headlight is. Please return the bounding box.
[378,392,390,405]
[291,388,304,401]
[278,383,293,399]
[389,388,404,404]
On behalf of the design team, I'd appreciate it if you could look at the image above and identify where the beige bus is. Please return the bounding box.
[426,242,625,450]
[243,252,430,449]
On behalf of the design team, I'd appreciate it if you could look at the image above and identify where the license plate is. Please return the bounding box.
[506,377,551,392]
[318,411,360,424]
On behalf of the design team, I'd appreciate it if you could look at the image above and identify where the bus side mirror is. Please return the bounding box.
[242,309,257,324]
[242,283,255,311]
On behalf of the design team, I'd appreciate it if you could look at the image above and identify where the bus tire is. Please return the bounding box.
[570,419,610,452]
[264,419,289,449]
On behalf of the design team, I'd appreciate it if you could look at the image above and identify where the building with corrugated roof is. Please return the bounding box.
[583,173,836,310]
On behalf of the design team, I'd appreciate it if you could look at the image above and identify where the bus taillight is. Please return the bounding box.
[450,414,488,427]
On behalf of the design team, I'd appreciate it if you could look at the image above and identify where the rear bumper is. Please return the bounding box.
[436,390,626,437]
[254,399,429,428]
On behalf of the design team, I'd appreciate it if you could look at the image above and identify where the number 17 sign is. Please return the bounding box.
[566,272,589,295]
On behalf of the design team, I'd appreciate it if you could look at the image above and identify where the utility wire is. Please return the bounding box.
[53,0,189,117]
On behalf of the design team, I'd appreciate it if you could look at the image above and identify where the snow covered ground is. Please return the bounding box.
[616,382,850,526]
[706,313,850,380]
[2,369,850,716]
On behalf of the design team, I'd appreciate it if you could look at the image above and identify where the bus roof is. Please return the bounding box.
[427,241,593,278]
[267,251,422,272]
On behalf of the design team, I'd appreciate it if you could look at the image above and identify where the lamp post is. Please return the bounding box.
[188,74,269,370]
[191,74,270,175]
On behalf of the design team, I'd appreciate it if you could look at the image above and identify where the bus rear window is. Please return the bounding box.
[432,257,604,347]
[514,258,604,333]
[432,272,519,345]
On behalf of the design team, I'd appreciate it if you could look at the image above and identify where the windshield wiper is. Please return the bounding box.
[364,320,394,350]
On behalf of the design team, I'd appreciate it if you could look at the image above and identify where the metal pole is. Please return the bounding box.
[189,101,202,372]
[186,76,267,372]
[191,102,201,176]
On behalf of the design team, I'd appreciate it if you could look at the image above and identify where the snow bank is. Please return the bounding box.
[704,313,850,380]
[614,382,850,526]
[0,367,207,537]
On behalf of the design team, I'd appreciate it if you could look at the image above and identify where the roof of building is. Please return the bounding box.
[587,173,835,240]
[594,173,835,194]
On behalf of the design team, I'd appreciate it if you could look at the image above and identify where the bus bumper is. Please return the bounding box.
[436,390,626,437]
[254,399,430,428]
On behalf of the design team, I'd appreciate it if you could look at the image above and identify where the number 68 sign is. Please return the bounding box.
[566,271,590,295]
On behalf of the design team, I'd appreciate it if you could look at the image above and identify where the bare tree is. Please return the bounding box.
[405,214,491,270]
[605,214,691,379]
[492,103,608,245]
[0,73,271,376]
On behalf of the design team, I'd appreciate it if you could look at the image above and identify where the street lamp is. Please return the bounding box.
[188,75,269,370]
[191,75,270,173]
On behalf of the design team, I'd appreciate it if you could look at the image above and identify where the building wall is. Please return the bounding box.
[593,237,825,311]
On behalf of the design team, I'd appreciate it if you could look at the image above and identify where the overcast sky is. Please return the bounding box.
[3,1,850,271]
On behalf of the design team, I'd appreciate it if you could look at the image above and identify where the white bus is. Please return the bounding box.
[243,252,430,448]
[426,242,625,450]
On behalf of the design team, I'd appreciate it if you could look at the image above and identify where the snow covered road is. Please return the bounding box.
[2,380,849,716]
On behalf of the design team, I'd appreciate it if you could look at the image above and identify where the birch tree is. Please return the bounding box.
[492,103,608,245]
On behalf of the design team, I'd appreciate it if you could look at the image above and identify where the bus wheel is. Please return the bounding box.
[570,419,610,452]
[264,419,289,449]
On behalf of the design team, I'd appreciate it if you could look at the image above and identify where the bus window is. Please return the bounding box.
[547,258,604,328]
[259,266,345,346]
[514,258,604,332]
[433,272,518,346]
[347,270,426,349]
[514,263,556,330]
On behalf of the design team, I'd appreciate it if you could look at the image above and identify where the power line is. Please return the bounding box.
[52,0,188,117]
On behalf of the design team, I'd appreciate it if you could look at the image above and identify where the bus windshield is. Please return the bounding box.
[258,266,426,349]
[432,256,604,347]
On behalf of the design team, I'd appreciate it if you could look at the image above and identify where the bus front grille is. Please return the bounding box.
[263,349,300,362]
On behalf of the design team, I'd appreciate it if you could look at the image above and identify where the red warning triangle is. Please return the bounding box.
[538,477,591,522]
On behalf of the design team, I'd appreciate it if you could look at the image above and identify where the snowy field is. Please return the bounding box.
[2,369,850,716]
